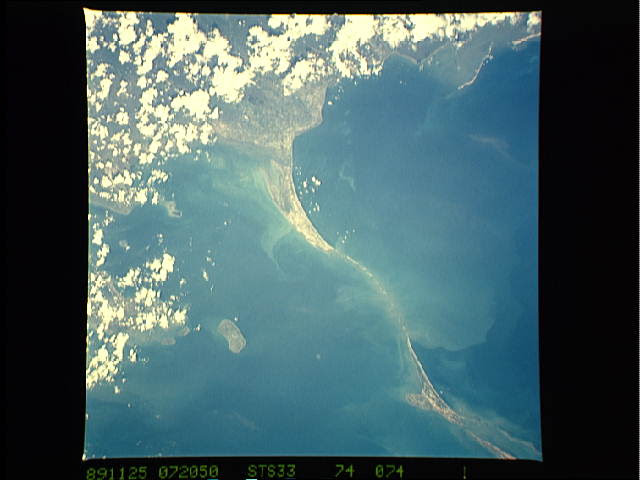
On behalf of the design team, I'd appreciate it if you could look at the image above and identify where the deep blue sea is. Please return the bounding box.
[85,41,540,459]
[293,44,540,454]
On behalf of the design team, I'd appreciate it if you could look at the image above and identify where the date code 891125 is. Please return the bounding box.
[85,465,219,480]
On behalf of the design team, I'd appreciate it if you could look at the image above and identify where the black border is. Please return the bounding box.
[5,2,639,479]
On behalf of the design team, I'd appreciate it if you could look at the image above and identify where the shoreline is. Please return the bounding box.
[270,72,524,459]
[89,192,134,215]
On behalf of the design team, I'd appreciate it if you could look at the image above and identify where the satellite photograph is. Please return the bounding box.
[84,10,542,460]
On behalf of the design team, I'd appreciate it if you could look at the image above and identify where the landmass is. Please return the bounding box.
[217,318,247,353]
[84,11,540,219]
[159,198,182,217]
[85,10,541,457]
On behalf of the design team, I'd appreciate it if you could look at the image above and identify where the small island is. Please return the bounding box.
[217,319,246,353]
[159,198,182,218]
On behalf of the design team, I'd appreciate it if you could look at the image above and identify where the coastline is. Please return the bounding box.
[83,11,543,458]
[261,82,335,253]
[89,192,134,215]
[269,81,461,421]
[268,73,525,459]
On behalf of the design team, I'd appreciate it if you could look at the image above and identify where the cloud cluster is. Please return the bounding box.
[86,211,188,390]
[84,9,541,391]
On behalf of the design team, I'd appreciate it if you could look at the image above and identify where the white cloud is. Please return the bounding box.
[118,50,131,64]
[174,309,187,324]
[87,246,190,388]
[267,14,288,30]
[170,89,211,120]
[92,228,103,246]
[199,123,213,143]
[247,16,327,77]
[119,267,140,287]
[134,286,156,306]
[148,168,169,184]
[154,104,171,122]
[147,258,162,272]
[113,332,129,361]
[131,33,146,56]
[328,15,379,78]
[527,11,541,31]
[140,87,157,107]
[333,15,377,51]
[134,188,148,204]
[269,13,328,39]
[97,77,112,100]
[115,110,129,125]
[138,33,165,76]
[156,70,169,83]
[100,175,112,188]
[408,14,447,42]
[85,10,538,391]
[84,8,101,32]
[147,253,175,282]
[136,76,147,89]
[167,13,206,67]
[203,28,241,70]
[247,26,275,73]
[459,13,519,32]
[379,15,411,48]
[306,15,331,36]
[96,243,109,267]
[209,66,254,104]
[94,63,109,78]
[161,253,175,276]
[87,36,100,53]
[282,54,326,96]
[117,12,139,46]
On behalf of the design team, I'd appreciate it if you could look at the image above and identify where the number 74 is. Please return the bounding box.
[335,464,355,478]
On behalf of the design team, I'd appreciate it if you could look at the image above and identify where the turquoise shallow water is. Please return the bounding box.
[85,42,540,459]
[87,144,452,458]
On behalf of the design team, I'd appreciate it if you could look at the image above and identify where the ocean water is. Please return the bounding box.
[86,141,465,458]
[293,44,540,454]
[85,41,540,459]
